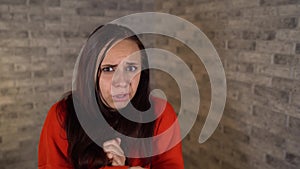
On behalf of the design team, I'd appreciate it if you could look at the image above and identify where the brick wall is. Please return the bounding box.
[0,0,153,168]
[0,0,300,169]
[154,0,300,169]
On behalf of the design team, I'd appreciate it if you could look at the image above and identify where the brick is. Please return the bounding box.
[252,105,286,134]
[61,37,85,48]
[286,139,300,156]
[15,78,48,88]
[13,62,29,72]
[0,13,12,20]
[296,43,300,54]
[286,153,300,166]
[76,8,105,16]
[224,99,252,120]
[30,38,61,47]
[242,30,276,40]
[288,116,300,139]
[0,0,26,5]
[273,54,294,65]
[29,0,44,5]
[0,30,28,38]
[0,63,13,72]
[1,102,33,112]
[237,51,272,64]
[213,30,243,39]
[8,21,45,31]
[225,61,254,73]
[228,40,256,51]
[250,6,278,17]
[0,87,33,97]
[223,126,250,144]
[63,31,89,38]
[0,79,14,89]
[266,154,298,169]
[221,115,251,134]
[142,1,155,11]
[276,30,300,41]
[0,4,8,12]
[254,85,289,104]
[0,71,31,80]
[271,77,295,92]
[14,47,46,57]
[221,146,249,168]
[33,69,63,78]
[252,17,298,29]
[254,64,292,78]
[0,39,29,47]
[291,92,300,107]
[227,79,252,97]
[12,13,27,22]
[253,85,289,112]
[0,96,14,105]
[30,14,61,23]
[31,30,61,38]
[226,71,272,86]
[256,41,294,54]
[295,67,300,80]
[45,0,60,7]
[119,1,143,10]
[250,127,286,158]
[260,0,300,6]
[279,17,298,29]
[278,4,300,16]
[230,0,260,8]
[221,161,239,169]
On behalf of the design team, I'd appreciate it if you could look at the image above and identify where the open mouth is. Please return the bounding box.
[112,93,130,102]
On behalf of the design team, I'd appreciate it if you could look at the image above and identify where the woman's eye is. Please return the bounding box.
[126,66,137,72]
[102,67,114,72]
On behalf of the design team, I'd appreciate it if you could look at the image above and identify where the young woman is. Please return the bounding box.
[38,24,184,169]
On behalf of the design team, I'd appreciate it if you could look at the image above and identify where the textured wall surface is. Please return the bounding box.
[0,0,300,169]
[154,0,300,169]
[0,0,154,168]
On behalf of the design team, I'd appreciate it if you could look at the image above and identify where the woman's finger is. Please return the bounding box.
[103,144,124,156]
[103,138,121,147]
[111,154,126,166]
[103,138,124,156]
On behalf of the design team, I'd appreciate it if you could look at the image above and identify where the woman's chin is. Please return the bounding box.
[111,101,130,110]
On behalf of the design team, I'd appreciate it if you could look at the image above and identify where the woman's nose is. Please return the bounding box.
[112,69,129,87]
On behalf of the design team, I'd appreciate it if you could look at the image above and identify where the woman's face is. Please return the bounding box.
[99,39,141,109]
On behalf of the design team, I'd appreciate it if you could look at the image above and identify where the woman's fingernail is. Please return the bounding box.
[116,138,121,144]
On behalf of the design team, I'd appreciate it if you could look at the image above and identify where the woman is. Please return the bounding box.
[38,24,184,169]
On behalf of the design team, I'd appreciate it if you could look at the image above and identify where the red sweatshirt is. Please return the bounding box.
[38,98,184,169]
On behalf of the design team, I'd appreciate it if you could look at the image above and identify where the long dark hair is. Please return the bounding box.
[57,24,155,169]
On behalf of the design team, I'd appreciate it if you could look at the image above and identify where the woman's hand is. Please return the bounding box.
[103,138,126,166]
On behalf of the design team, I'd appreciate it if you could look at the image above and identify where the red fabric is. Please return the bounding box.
[38,98,184,169]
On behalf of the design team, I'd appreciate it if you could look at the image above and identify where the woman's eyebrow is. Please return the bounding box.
[101,64,118,68]
[125,61,139,65]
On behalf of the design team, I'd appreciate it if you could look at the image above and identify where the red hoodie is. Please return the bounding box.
[38,98,184,169]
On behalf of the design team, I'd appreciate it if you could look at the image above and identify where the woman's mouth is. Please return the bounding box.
[112,93,130,102]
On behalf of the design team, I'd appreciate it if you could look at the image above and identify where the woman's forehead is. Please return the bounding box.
[101,40,141,65]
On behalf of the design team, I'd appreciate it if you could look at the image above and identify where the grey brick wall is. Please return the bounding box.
[0,0,154,168]
[0,0,300,169]
[154,0,300,169]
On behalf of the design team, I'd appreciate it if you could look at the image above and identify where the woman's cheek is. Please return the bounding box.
[99,76,112,99]
[132,74,141,93]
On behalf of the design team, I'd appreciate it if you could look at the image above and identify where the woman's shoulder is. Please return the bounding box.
[47,99,67,123]
[42,98,68,139]
[151,97,178,135]
[151,96,177,119]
